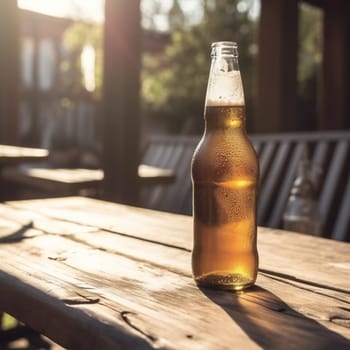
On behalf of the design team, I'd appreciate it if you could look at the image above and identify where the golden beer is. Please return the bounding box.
[191,43,259,290]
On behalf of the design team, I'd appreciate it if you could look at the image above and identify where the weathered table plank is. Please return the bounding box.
[8,197,350,290]
[1,197,350,349]
[2,234,350,349]
[8,197,192,249]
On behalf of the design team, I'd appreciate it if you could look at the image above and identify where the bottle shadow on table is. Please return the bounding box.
[0,219,33,244]
[199,285,350,350]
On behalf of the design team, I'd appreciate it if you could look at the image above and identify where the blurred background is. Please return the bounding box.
[2,0,349,150]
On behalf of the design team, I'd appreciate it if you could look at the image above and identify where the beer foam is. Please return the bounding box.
[206,70,245,106]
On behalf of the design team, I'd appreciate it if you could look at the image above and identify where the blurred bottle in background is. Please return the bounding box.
[283,149,322,236]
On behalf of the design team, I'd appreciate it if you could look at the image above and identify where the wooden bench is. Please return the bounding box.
[1,164,175,200]
[139,135,200,215]
[1,166,104,198]
[140,131,350,241]
[251,131,350,241]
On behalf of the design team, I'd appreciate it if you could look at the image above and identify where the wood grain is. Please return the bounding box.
[1,197,350,349]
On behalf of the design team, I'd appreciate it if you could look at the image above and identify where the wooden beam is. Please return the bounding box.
[255,0,298,132]
[28,35,40,146]
[0,1,19,145]
[320,0,350,130]
[102,0,141,205]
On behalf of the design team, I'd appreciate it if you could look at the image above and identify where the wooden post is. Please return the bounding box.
[28,35,40,147]
[0,1,19,145]
[102,0,141,205]
[255,0,298,133]
[320,0,350,130]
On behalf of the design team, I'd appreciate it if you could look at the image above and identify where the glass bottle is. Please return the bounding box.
[283,150,322,235]
[191,42,259,291]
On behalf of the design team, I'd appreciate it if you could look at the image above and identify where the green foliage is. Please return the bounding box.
[57,1,322,134]
[1,313,18,330]
[298,3,322,94]
[61,22,103,99]
[142,0,258,133]
[297,3,323,129]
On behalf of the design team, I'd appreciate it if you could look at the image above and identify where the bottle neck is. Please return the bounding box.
[205,42,244,108]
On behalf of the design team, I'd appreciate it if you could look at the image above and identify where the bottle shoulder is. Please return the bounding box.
[193,131,258,161]
[192,132,258,182]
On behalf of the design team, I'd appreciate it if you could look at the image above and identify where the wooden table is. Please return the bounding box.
[1,164,175,197]
[0,144,48,165]
[0,197,349,349]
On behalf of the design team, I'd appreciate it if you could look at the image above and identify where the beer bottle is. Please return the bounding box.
[191,42,259,291]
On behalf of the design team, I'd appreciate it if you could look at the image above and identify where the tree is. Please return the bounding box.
[142,0,258,134]
[168,0,185,32]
